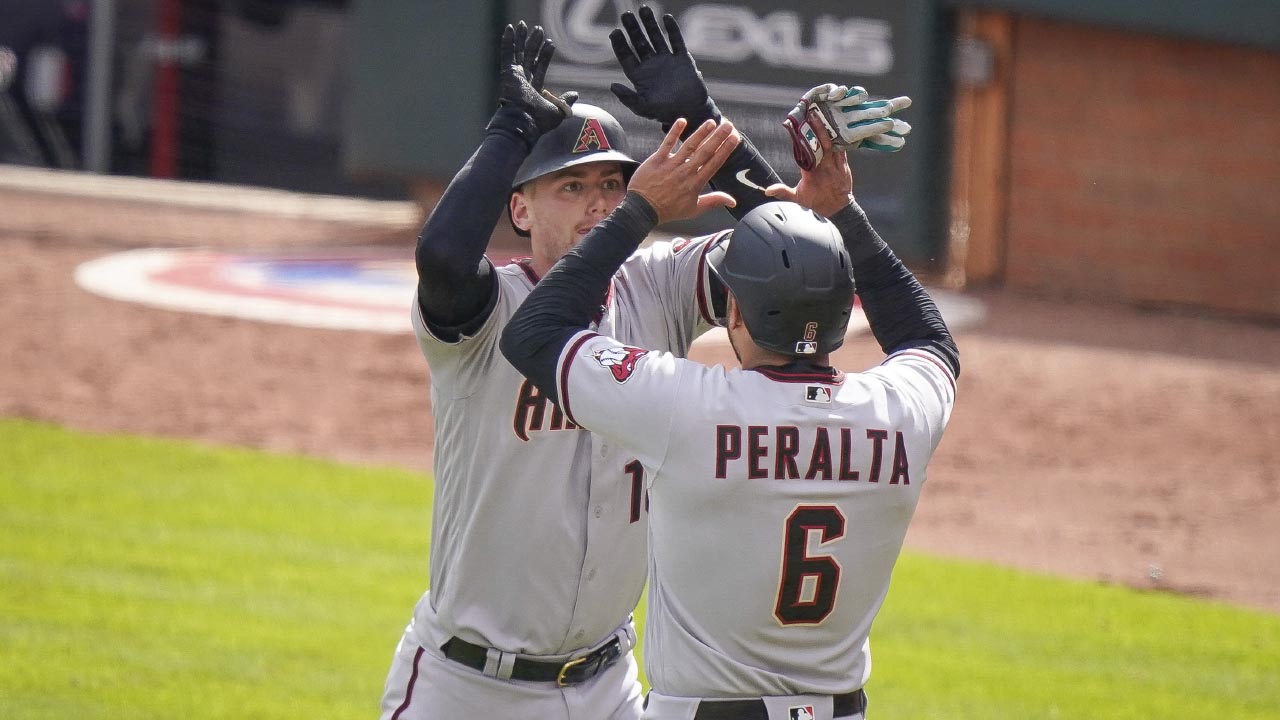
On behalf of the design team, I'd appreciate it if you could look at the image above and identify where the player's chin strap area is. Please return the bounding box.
[440,623,638,687]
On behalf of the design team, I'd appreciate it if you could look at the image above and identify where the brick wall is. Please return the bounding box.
[1004,17,1280,317]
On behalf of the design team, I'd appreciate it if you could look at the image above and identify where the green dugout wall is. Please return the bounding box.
[347,0,503,179]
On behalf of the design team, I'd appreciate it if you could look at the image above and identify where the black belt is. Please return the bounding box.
[691,689,867,720]
[441,636,624,687]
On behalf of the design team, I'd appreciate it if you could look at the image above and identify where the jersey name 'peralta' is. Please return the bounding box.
[410,234,723,657]
[555,331,956,696]
[713,423,914,484]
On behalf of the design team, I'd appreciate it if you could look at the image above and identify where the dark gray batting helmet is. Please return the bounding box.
[706,201,855,356]
[511,103,638,189]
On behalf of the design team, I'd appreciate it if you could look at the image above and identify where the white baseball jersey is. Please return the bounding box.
[552,331,956,697]
[409,233,726,657]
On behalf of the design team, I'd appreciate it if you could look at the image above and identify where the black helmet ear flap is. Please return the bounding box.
[705,235,732,326]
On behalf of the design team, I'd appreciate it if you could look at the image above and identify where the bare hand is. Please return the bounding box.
[629,118,741,223]
[765,129,854,217]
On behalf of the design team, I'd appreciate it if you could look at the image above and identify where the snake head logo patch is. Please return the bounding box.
[573,118,612,152]
[591,345,648,383]
[788,706,815,720]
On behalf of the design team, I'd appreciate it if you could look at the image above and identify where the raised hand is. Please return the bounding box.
[609,6,719,130]
[629,119,741,224]
[765,129,855,218]
[823,85,912,151]
[490,22,578,142]
[783,83,912,170]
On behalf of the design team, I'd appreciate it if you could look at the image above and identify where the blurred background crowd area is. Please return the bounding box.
[1,0,1276,318]
[0,0,391,196]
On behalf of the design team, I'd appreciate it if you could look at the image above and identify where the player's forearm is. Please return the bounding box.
[501,193,658,398]
[692,119,782,315]
[830,203,960,377]
[414,130,527,318]
[708,134,783,221]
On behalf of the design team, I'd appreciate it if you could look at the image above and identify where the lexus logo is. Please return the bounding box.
[540,0,893,75]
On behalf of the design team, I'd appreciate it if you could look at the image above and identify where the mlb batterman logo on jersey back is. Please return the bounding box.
[573,118,612,152]
[805,385,832,403]
[590,345,648,383]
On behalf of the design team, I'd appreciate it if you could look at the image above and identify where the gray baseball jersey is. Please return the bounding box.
[409,234,725,656]
[551,331,956,696]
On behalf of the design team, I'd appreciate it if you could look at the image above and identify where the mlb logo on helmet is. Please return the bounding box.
[789,706,816,720]
[573,118,612,152]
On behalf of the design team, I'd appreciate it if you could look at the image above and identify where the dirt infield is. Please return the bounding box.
[3,177,1278,613]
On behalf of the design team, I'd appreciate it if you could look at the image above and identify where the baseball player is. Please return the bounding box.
[378,20,755,720]
[500,111,958,720]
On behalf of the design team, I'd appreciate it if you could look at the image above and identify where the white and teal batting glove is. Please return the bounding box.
[782,83,913,170]
[824,85,912,151]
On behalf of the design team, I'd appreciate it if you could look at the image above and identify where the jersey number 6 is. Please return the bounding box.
[774,505,845,625]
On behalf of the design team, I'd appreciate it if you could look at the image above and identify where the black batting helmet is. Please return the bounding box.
[512,103,638,189]
[706,201,855,356]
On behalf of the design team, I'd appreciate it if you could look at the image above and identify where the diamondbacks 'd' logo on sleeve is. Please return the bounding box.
[590,345,648,383]
[573,118,612,152]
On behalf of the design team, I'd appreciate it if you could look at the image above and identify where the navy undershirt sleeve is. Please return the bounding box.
[708,135,784,221]
[415,129,528,339]
[701,135,783,321]
[830,203,960,378]
[500,193,658,400]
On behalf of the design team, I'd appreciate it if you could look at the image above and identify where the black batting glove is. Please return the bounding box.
[487,22,579,148]
[609,6,721,136]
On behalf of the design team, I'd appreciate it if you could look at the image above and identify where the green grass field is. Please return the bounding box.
[2,419,1278,719]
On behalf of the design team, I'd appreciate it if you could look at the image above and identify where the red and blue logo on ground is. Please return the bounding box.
[76,247,418,333]
[76,246,985,337]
